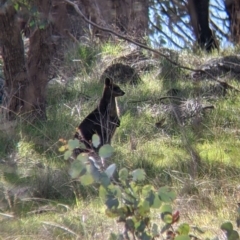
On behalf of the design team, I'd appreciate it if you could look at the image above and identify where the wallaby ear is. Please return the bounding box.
[105,78,112,86]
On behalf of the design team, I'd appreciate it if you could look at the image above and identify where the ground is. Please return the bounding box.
[0,42,240,239]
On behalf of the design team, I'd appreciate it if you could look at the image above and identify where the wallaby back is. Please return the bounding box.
[74,78,125,151]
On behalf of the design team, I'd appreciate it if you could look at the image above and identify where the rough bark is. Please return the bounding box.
[25,26,54,121]
[51,0,85,39]
[0,3,28,119]
[188,0,219,52]
[77,0,149,41]
[225,0,240,44]
[23,0,55,121]
[0,0,54,121]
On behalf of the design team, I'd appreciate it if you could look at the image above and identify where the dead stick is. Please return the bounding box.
[64,0,240,93]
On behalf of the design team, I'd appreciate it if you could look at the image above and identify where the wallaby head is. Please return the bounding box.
[104,78,125,98]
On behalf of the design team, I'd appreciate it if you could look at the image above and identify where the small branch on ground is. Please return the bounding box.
[128,96,185,104]
[64,0,240,93]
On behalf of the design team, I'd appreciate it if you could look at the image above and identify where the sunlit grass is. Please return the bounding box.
[1,42,240,239]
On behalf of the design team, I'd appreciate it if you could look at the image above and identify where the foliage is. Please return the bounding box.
[13,0,48,30]
[75,44,99,72]
[61,134,239,240]
[149,0,230,49]
[101,42,125,57]
[2,38,240,238]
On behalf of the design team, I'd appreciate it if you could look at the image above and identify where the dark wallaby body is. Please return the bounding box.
[74,78,125,151]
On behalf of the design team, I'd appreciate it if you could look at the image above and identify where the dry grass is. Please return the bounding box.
[1,42,240,239]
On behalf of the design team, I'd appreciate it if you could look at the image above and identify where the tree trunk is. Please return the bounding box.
[188,0,219,52]
[0,4,28,120]
[0,0,54,121]
[24,25,54,121]
[78,0,149,41]
[225,0,240,44]
[24,0,54,121]
[116,0,148,40]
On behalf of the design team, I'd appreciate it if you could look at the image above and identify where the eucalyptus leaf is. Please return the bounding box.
[64,150,72,160]
[99,144,114,158]
[174,235,191,240]
[152,194,162,209]
[158,186,176,202]
[68,139,80,150]
[160,204,172,214]
[77,153,89,162]
[132,169,146,182]
[80,173,94,186]
[106,197,119,209]
[221,221,233,232]
[119,168,129,182]
[177,223,190,235]
[162,212,172,224]
[68,160,86,178]
[92,134,101,148]
[228,230,240,240]
[100,172,111,188]
[87,161,101,182]
[99,185,107,201]
[105,163,116,178]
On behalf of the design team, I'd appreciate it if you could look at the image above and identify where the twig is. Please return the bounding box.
[128,96,185,104]
[42,221,80,238]
[0,212,15,218]
[64,0,240,93]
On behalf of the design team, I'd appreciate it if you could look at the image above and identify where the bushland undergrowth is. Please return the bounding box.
[0,41,240,239]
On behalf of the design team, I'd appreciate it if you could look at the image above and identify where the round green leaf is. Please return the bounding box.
[109,185,122,198]
[158,186,176,202]
[88,161,101,182]
[174,235,191,240]
[221,221,233,232]
[162,212,172,224]
[99,185,108,201]
[119,168,129,182]
[105,163,116,178]
[92,134,101,148]
[145,191,155,206]
[99,144,114,158]
[142,185,153,197]
[64,150,72,160]
[100,172,111,188]
[105,197,119,209]
[68,139,80,150]
[132,169,146,182]
[68,160,86,178]
[228,230,240,240]
[80,173,94,186]
[152,194,162,209]
[160,204,172,214]
[177,223,190,235]
[77,153,89,162]
[138,202,150,216]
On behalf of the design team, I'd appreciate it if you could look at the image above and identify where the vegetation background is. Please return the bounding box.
[0,0,240,239]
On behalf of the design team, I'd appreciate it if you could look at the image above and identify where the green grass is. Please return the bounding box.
[1,43,240,239]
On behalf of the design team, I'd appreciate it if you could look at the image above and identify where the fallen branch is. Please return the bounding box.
[64,0,240,93]
[42,221,80,238]
[128,96,185,104]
